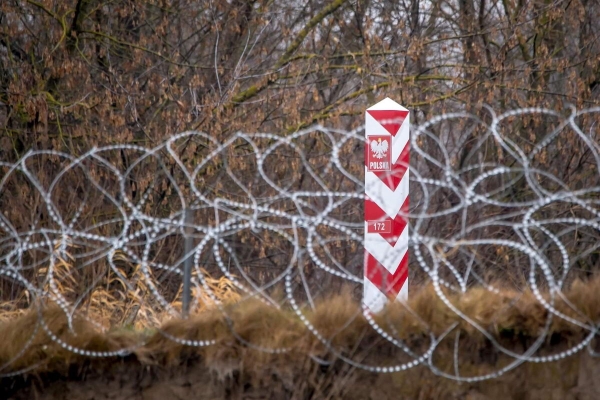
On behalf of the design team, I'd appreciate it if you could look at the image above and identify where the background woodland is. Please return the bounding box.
[1,0,600,304]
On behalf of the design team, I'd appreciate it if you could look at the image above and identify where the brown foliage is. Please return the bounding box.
[0,2,598,206]
[2,0,599,151]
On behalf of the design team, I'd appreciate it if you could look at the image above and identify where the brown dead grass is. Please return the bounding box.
[1,238,599,397]
[1,241,242,331]
[1,277,600,399]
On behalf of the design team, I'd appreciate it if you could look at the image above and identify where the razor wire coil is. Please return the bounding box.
[1,106,600,380]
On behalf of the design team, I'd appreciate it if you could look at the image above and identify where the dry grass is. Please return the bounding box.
[1,241,241,330]
[2,242,600,398]
[1,276,600,399]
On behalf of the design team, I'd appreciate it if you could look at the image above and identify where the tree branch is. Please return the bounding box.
[230,0,349,105]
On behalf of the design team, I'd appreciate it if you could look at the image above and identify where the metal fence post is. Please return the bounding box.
[182,208,193,318]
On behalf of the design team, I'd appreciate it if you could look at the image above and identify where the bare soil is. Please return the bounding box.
[2,351,600,400]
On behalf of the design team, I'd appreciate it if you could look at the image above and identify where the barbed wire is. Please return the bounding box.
[1,106,600,381]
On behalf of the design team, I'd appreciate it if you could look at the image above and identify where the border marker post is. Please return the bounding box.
[363,98,410,312]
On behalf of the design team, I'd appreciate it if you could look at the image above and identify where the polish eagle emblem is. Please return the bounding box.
[370,137,389,159]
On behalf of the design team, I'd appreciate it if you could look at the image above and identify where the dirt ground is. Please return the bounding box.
[2,350,600,400]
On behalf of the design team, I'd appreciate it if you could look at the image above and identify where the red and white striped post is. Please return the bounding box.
[364,98,410,312]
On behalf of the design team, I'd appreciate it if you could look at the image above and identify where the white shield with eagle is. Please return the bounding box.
[367,135,391,171]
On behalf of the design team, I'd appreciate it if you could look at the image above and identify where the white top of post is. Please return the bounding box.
[367,97,409,112]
